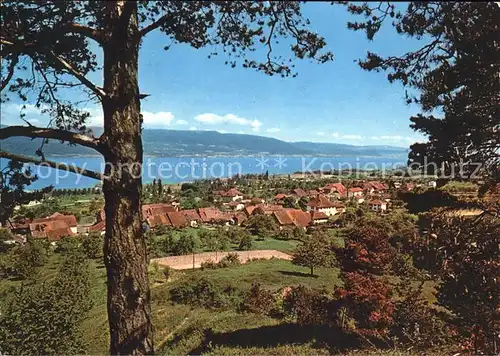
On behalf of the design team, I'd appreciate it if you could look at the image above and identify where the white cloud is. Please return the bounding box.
[194,113,262,132]
[218,129,227,134]
[189,126,197,131]
[250,120,262,132]
[316,131,325,136]
[266,128,280,133]
[176,119,188,125]
[238,131,245,134]
[331,132,340,138]
[142,111,175,127]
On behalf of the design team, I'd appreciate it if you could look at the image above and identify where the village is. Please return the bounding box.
[4,173,434,247]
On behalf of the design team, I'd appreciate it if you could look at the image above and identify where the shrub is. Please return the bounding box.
[337,226,396,275]
[200,260,218,270]
[334,272,394,337]
[238,234,253,250]
[54,237,80,254]
[391,253,423,280]
[240,283,277,315]
[390,280,450,349]
[81,233,103,259]
[218,253,241,268]
[283,285,333,325]
[277,228,293,240]
[170,277,242,309]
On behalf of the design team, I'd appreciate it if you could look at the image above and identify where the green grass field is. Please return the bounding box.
[152,258,340,355]
[156,227,298,255]
[1,251,446,355]
[1,254,340,354]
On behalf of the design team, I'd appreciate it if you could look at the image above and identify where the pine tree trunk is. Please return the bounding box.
[101,2,153,354]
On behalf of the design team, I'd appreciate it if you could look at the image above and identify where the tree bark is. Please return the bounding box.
[101,2,153,354]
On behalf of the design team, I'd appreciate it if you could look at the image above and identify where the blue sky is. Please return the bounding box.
[2,3,427,147]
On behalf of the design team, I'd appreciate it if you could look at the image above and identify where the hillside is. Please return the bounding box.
[291,141,409,157]
[1,127,408,157]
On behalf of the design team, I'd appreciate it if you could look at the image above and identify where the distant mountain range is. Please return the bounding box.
[1,127,409,157]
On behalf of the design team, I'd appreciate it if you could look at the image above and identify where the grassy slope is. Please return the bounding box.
[1,251,439,355]
[152,259,340,355]
[0,256,338,354]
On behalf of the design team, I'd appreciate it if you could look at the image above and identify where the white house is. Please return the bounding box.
[306,195,345,216]
[368,200,388,212]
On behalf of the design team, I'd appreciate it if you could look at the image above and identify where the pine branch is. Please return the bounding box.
[0,150,103,180]
[0,125,103,152]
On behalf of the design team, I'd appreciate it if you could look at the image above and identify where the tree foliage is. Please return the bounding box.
[244,214,278,238]
[348,2,500,182]
[0,250,93,355]
[292,232,336,276]
[0,160,52,226]
[8,238,48,280]
[338,225,396,275]
[334,272,394,338]
[432,214,499,354]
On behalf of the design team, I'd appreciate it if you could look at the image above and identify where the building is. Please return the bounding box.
[29,213,78,241]
[250,204,285,216]
[306,195,345,216]
[362,181,389,195]
[198,207,233,225]
[166,212,188,228]
[274,193,288,201]
[225,201,245,211]
[88,219,106,235]
[250,197,265,204]
[307,189,320,197]
[180,209,202,227]
[368,200,388,212]
[320,183,346,198]
[291,188,308,198]
[214,188,243,201]
[272,209,312,229]
[142,203,177,220]
[310,211,329,224]
[347,187,364,198]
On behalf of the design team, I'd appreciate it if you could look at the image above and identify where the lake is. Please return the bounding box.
[1,155,409,189]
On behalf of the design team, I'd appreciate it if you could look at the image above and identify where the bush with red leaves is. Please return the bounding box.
[334,272,394,339]
[336,226,396,275]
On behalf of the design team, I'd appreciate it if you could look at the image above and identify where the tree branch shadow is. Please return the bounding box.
[278,270,318,278]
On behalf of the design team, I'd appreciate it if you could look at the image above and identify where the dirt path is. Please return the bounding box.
[152,249,292,270]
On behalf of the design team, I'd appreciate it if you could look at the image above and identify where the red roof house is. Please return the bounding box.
[274,193,288,200]
[146,214,171,228]
[321,183,347,197]
[272,209,312,229]
[142,203,176,219]
[180,209,202,222]
[167,212,188,228]
[88,219,106,234]
[291,188,308,198]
